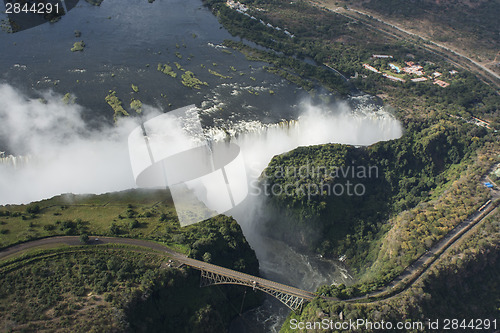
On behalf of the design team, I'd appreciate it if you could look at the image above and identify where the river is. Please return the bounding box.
[0,0,401,331]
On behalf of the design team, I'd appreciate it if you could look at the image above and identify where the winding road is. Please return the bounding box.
[0,235,317,304]
[0,189,498,305]
[351,195,499,302]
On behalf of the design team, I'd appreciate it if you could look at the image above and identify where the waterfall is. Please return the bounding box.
[201,102,403,287]
[0,154,33,170]
[224,103,402,333]
[204,104,402,183]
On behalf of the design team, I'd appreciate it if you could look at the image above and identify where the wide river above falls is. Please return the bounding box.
[0,0,402,331]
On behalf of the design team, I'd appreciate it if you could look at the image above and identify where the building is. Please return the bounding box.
[433,72,442,77]
[383,73,405,82]
[411,77,428,82]
[403,65,424,76]
[372,54,393,59]
[472,117,492,129]
[363,63,380,73]
[433,79,449,88]
[226,0,248,11]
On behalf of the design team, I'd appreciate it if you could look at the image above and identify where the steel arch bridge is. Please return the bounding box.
[180,257,316,312]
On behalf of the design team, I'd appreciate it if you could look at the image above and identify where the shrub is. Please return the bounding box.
[129,220,139,229]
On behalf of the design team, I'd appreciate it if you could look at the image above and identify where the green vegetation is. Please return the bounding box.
[131,84,139,93]
[205,0,498,121]
[282,209,499,332]
[181,71,208,89]
[0,189,258,267]
[0,245,260,332]
[208,68,231,79]
[0,18,15,33]
[224,40,345,93]
[265,66,314,91]
[130,99,142,114]
[70,41,85,52]
[79,234,89,244]
[0,189,262,331]
[105,90,129,122]
[200,0,499,326]
[4,0,498,329]
[157,63,177,78]
[62,93,75,104]
[262,118,494,283]
[174,62,184,71]
[343,0,500,63]
[175,51,183,59]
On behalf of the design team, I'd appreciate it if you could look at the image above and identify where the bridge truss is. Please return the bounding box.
[199,269,312,312]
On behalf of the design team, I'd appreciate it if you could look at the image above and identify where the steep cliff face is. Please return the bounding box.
[280,210,499,333]
[259,118,491,274]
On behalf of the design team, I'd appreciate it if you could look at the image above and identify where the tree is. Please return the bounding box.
[26,205,40,214]
[110,223,120,235]
[79,234,89,244]
[202,252,212,263]
[129,219,139,229]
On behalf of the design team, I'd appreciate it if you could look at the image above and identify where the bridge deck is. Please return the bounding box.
[179,257,316,300]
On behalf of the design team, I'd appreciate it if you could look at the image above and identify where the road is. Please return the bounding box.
[312,1,500,89]
[349,196,499,302]
[1,191,498,305]
[0,236,185,261]
[0,235,316,302]
[347,166,500,302]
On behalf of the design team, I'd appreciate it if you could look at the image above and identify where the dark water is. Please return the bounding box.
[0,0,308,129]
[0,1,397,331]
